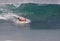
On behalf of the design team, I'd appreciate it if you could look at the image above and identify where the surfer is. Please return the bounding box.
[18,16,26,22]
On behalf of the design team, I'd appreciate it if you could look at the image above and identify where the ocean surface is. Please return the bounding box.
[0,3,60,41]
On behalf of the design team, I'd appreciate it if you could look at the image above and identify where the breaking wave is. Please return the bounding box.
[0,3,60,29]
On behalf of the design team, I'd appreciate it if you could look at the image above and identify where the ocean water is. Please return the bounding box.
[0,3,60,41]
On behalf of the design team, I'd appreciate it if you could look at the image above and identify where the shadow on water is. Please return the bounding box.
[30,20,48,30]
[30,16,60,30]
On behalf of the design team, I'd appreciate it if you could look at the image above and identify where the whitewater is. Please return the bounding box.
[0,13,31,24]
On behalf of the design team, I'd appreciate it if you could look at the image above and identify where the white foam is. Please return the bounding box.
[0,13,31,24]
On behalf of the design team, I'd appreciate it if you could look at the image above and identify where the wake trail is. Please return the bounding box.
[0,13,31,24]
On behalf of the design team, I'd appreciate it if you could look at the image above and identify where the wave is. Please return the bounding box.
[0,3,60,20]
[0,3,60,22]
[0,3,60,29]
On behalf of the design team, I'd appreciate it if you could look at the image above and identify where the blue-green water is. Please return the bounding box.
[0,3,60,41]
[0,3,60,29]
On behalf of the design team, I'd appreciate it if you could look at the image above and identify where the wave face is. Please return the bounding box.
[0,3,60,29]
